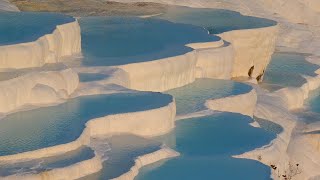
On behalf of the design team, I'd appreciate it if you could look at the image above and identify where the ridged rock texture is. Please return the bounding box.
[0,20,81,69]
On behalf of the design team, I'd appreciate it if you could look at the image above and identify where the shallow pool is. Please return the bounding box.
[0,92,172,156]
[261,52,319,91]
[297,88,320,124]
[136,113,275,180]
[0,147,94,176]
[166,79,252,115]
[156,6,276,34]
[79,73,109,82]
[0,12,74,45]
[80,135,162,180]
[79,17,220,66]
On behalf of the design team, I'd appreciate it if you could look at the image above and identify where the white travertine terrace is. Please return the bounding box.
[0,100,176,163]
[112,147,180,180]
[195,42,234,79]
[117,25,279,92]
[0,21,81,69]
[0,5,285,180]
[205,89,257,117]
[0,68,79,113]
[235,64,320,179]
[218,25,279,78]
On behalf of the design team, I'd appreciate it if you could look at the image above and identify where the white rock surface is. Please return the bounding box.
[218,25,279,78]
[0,68,79,113]
[0,99,176,163]
[0,20,81,69]
[0,0,19,12]
[205,89,257,117]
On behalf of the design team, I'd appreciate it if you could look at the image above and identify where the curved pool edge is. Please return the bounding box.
[0,98,176,163]
[111,146,179,180]
[0,19,81,69]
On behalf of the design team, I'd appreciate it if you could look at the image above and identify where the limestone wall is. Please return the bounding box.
[273,74,320,110]
[0,20,81,69]
[0,68,79,113]
[218,25,279,79]
[195,42,234,79]
[119,51,197,92]
[205,89,257,117]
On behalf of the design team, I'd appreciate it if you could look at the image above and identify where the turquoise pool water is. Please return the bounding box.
[262,52,319,91]
[0,147,94,176]
[298,88,320,124]
[79,73,109,82]
[79,17,220,66]
[156,6,276,34]
[0,12,74,45]
[254,117,283,134]
[0,92,172,156]
[80,135,161,180]
[136,113,275,180]
[166,79,252,115]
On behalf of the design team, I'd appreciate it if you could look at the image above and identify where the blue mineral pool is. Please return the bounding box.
[80,135,162,180]
[261,52,319,91]
[79,17,220,66]
[79,73,109,82]
[0,92,172,156]
[136,113,276,180]
[166,79,252,115]
[298,88,320,124]
[0,12,74,45]
[156,6,276,34]
[0,147,94,176]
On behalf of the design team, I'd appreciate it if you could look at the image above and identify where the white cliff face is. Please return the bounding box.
[0,20,81,69]
[0,0,19,12]
[195,42,234,79]
[218,25,279,78]
[119,51,198,92]
[0,69,79,113]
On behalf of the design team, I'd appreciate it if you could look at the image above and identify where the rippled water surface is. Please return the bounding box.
[0,92,172,156]
[0,12,74,45]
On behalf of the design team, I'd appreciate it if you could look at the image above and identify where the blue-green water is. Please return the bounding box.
[166,79,252,115]
[0,147,94,176]
[262,52,319,91]
[0,12,74,45]
[79,73,109,82]
[156,6,276,34]
[0,92,172,156]
[80,135,162,180]
[254,117,283,134]
[298,88,320,124]
[136,113,275,180]
[79,17,220,66]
